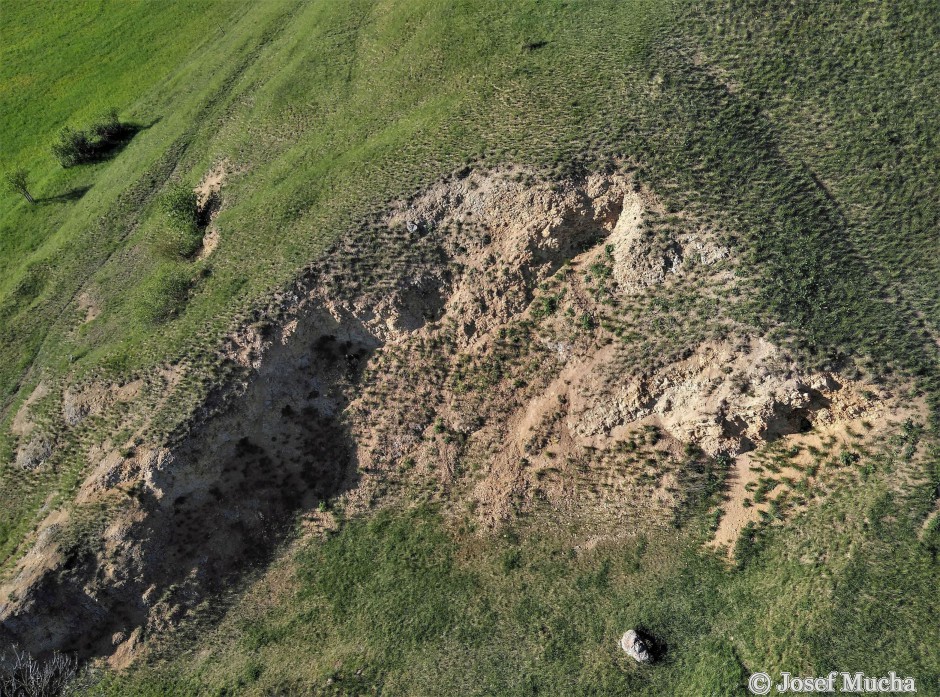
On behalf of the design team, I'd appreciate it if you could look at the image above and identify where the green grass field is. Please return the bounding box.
[2,0,939,693]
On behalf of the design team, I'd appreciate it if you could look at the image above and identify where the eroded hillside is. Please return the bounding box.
[2,167,929,670]
[2,1,939,691]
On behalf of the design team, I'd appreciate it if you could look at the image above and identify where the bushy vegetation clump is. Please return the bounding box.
[50,127,94,168]
[136,266,192,325]
[51,108,131,167]
[152,183,203,259]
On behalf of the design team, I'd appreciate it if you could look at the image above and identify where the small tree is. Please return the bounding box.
[5,169,34,203]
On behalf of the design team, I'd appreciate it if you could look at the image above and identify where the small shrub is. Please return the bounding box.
[589,262,612,280]
[152,184,202,259]
[50,107,132,167]
[839,450,860,467]
[161,183,199,230]
[532,294,559,319]
[51,127,95,167]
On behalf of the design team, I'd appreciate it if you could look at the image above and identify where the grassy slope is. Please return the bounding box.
[0,0,250,397]
[0,0,290,558]
[1,0,938,693]
[0,0,668,404]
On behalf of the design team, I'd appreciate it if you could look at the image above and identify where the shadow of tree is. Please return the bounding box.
[37,185,92,205]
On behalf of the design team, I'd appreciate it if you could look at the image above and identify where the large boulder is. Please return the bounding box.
[620,629,653,663]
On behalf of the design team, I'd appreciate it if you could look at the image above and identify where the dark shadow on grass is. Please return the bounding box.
[633,626,669,663]
[0,306,375,663]
[523,39,549,52]
[37,185,92,205]
[196,190,221,228]
[81,123,143,164]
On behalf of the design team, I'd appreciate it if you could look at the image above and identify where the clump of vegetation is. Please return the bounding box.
[161,183,199,230]
[153,184,203,259]
[51,127,94,168]
[51,108,131,167]
[0,645,79,696]
[89,108,125,141]
[136,266,192,325]
[531,293,560,320]
[732,521,763,568]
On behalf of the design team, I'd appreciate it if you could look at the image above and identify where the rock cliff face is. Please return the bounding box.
[1,166,920,666]
[569,337,853,457]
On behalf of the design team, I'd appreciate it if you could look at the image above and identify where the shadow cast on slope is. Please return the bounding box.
[0,306,378,662]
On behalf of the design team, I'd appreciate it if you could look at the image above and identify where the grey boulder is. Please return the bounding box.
[620,629,653,663]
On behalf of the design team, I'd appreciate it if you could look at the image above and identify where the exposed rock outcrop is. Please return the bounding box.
[4,167,677,664]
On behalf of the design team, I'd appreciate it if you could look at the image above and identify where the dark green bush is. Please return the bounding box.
[50,107,131,167]
[153,184,202,259]
[51,127,95,167]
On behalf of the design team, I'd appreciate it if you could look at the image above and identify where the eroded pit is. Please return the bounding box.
[2,165,925,665]
[1,167,645,663]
